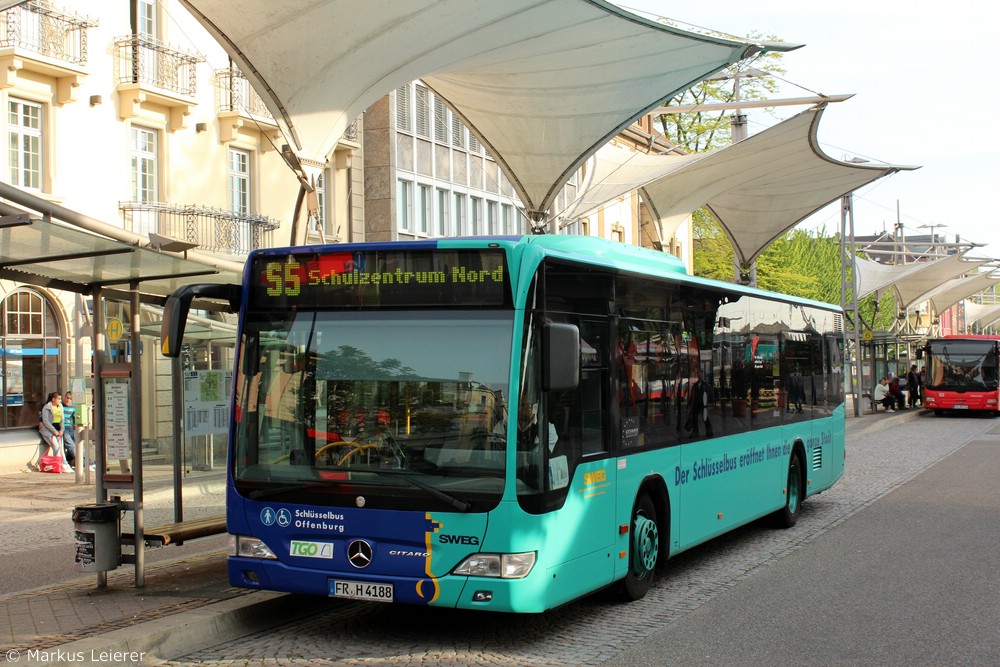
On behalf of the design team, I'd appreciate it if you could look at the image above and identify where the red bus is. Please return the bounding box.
[922,335,1000,416]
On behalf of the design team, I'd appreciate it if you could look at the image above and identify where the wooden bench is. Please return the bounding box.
[862,392,879,414]
[122,515,226,548]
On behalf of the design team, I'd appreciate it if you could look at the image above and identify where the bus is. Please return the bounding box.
[922,335,1000,415]
[161,235,846,613]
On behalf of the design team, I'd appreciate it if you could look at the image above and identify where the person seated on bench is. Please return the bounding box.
[873,377,894,412]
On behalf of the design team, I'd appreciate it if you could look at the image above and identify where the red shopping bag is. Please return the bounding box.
[39,455,64,473]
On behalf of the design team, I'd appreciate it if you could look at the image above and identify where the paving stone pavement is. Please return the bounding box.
[1,406,995,666]
[164,407,1000,667]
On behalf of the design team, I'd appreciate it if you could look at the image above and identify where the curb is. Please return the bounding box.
[22,590,333,666]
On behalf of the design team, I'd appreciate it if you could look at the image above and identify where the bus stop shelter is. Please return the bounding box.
[0,202,242,587]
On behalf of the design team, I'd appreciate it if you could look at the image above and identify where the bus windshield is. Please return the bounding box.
[926,340,999,391]
[233,310,513,510]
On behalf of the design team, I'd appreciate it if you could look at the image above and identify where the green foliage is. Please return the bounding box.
[692,217,901,324]
[691,209,733,281]
[655,31,786,152]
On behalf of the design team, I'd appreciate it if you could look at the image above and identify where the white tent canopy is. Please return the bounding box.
[638,106,912,271]
[965,302,1000,329]
[926,272,1000,315]
[892,253,988,311]
[854,251,988,308]
[180,0,795,216]
[853,255,919,300]
[558,105,913,260]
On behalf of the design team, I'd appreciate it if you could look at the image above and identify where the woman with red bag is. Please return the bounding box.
[39,392,72,472]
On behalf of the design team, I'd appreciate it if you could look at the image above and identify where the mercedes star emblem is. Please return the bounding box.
[347,539,373,568]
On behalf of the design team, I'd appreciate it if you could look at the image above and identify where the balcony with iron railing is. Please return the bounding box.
[215,66,278,143]
[114,34,203,130]
[215,67,361,147]
[0,1,96,103]
[120,202,280,256]
[216,67,273,120]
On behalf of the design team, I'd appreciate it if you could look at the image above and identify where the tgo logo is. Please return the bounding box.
[290,541,334,559]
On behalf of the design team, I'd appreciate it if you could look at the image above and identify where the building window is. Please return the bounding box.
[433,98,449,144]
[8,98,42,190]
[416,184,430,235]
[397,179,413,232]
[137,0,156,37]
[129,126,158,221]
[315,171,327,235]
[487,201,498,235]
[415,84,431,139]
[395,85,411,134]
[436,188,449,237]
[228,147,250,215]
[453,192,466,235]
[470,196,483,235]
[451,116,465,149]
[502,204,515,235]
[1,289,61,430]
[135,0,158,82]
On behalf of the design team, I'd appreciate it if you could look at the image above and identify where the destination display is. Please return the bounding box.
[249,248,510,309]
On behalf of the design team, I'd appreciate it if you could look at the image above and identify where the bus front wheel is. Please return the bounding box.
[773,452,803,529]
[617,493,659,601]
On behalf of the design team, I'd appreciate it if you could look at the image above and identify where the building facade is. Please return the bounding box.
[0,1,691,472]
[0,0,364,471]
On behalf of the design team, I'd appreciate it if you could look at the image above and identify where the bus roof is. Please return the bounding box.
[250,234,842,313]
[929,335,1000,341]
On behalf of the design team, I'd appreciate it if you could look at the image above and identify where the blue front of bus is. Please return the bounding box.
[228,489,505,607]
[226,243,545,610]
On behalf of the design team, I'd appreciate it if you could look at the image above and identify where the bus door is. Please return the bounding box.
[528,315,615,593]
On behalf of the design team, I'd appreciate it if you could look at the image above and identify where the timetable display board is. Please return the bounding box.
[249,248,510,309]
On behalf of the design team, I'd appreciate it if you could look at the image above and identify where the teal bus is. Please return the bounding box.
[162,235,845,612]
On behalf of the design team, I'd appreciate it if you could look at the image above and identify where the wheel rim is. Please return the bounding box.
[788,462,800,514]
[632,511,658,576]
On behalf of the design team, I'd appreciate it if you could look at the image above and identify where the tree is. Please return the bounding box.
[695,221,901,328]
[654,31,787,152]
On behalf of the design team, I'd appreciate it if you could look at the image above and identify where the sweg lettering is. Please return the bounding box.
[584,469,607,485]
[439,534,480,545]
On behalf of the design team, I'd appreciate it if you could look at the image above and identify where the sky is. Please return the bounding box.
[614,0,1000,261]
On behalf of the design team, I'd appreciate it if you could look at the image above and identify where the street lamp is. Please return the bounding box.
[917,222,948,248]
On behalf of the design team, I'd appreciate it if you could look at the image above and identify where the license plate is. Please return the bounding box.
[954,404,969,410]
[331,579,394,602]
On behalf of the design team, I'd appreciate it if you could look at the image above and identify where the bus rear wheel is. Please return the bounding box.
[617,493,659,601]
[773,452,803,528]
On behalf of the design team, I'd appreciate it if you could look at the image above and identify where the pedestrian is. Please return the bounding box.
[918,367,925,404]
[40,392,72,471]
[888,376,905,411]
[62,392,78,469]
[906,364,920,409]
[873,377,894,412]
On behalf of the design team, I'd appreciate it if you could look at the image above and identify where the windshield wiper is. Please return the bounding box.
[246,481,335,500]
[364,469,473,512]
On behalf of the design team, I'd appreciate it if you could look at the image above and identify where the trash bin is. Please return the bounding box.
[73,503,121,573]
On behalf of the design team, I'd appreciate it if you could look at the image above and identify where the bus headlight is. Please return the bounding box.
[453,552,536,578]
[229,535,277,560]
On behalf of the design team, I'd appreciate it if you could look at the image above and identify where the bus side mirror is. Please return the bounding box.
[916,347,924,360]
[542,322,580,392]
[160,283,242,357]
